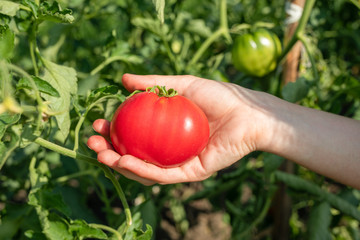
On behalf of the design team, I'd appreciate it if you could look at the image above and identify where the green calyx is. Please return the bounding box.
[146,85,178,97]
[127,85,178,98]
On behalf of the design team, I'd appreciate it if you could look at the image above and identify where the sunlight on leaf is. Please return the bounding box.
[40,58,77,142]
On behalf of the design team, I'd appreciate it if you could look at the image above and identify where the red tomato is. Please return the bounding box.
[110,86,210,168]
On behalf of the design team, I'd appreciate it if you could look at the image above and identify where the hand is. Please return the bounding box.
[87,74,271,185]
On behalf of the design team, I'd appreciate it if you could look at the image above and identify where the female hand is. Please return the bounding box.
[87,74,270,185]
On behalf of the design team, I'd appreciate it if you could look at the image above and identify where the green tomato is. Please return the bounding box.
[231,28,282,77]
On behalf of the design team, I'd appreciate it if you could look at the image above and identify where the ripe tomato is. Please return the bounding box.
[231,28,282,77]
[110,86,210,168]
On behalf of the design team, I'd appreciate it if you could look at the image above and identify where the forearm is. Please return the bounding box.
[259,93,360,189]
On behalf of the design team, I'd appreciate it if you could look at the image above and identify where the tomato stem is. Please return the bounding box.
[278,0,316,63]
[146,85,178,97]
[187,0,230,68]
[33,137,133,228]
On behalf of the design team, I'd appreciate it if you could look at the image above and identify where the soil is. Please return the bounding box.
[156,182,232,240]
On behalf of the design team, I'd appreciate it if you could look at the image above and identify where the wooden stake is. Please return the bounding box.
[272,1,306,240]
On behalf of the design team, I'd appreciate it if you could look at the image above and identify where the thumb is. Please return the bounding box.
[121,74,197,95]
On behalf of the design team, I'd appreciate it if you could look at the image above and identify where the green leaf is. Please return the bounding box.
[37,1,74,23]
[0,203,35,239]
[119,212,153,240]
[43,212,73,240]
[152,0,165,24]
[0,112,21,139]
[69,219,107,240]
[349,0,360,9]
[23,0,39,18]
[0,1,21,17]
[134,224,153,240]
[17,76,60,97]
[104,98,122,120]
[0,24,15,59]
[86,85,120,106]
[186,19,212,38]
[281,77,310,103]
[28,158,80,240]
[0,129,19,170]
[274,171,360,221]
[263,153,285,176]
[40,57,78,142]
[131,17,168,38]
[307,202,332,240]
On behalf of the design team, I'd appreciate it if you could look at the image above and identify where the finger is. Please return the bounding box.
[87,135,113,153]
[93,119,111,138]
[115,167,157,186]
[122,73,196,95]
[97,150,156,185]
[117,155,208,184]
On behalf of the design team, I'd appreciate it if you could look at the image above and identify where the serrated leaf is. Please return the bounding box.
[0,112,21,138]
[86,85,120,106]
[307,202,332,240]
[38,1,75,24]
[19,124,39,148]
[131,17,168,38]
[28,158,74,240]
[104,98,122,120]
[0,1,21,17]
[282,77,310,103]
[0,129,19,170]
[43,212,73,240]
[186,19,212,38]
[69,219,107,240]
[40,58,77,142]
[134,224,153,240]
[118,212,153,240]
[17,76,60,97]
[0,24,15,59]
[23,0,39,18]
[152,0,165,24]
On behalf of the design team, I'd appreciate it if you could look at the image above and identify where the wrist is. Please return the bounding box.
[250,91,294,154]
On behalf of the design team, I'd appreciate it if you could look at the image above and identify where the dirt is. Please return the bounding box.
[156,182,232,240]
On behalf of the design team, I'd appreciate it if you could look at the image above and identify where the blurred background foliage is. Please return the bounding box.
[1,0,360,239]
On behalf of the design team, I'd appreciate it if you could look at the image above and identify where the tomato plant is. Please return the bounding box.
[231,28,282,77]
[110,86,210,167]
[1,0,360,239]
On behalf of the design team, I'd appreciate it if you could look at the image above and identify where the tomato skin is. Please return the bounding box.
[232,28,281,77]
[110,91,210,168]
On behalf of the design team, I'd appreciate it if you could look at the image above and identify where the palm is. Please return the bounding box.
[88,74,260,185]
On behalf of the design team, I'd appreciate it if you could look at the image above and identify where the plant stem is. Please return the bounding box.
[29,24,39,76]
[90,56,129,76]
[298,34,319,80]
[189,28,224,67]
[19,4,32,12]
[33,137,133,227]
[73,114,86,151]
[187,0,230,67]
[219,0,231,43]
[278,0,316,63]
[89,223,123,240]
[55,169,96,183]
[73,95,120,151]
[163,36,181,74]
[237,188,275,238]
[6,63,44,107]
[102,166,133,228]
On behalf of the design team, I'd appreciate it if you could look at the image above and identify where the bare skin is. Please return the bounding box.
[87,74,360,189]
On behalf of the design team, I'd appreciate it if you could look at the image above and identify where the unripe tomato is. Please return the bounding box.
[110,86,210,168]
[231,28,282,77]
